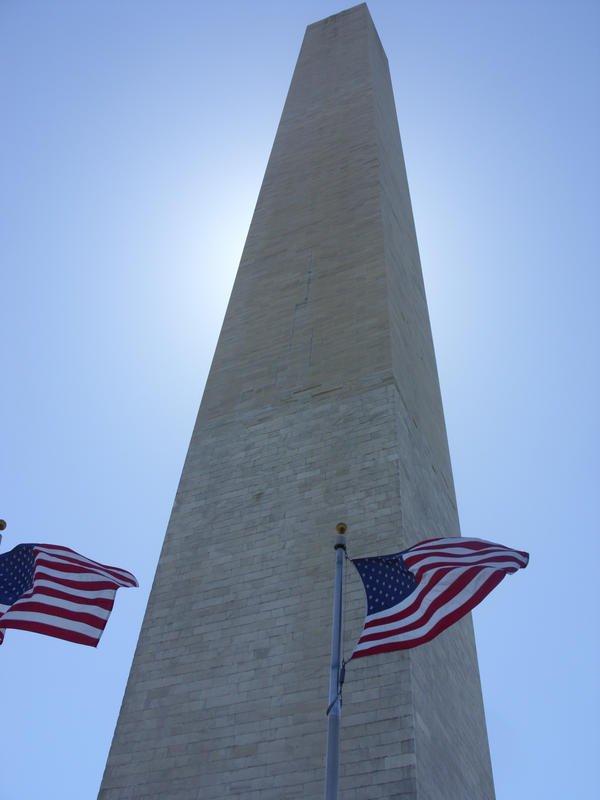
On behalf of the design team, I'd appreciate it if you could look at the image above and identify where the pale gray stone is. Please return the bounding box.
[99,4,495,798]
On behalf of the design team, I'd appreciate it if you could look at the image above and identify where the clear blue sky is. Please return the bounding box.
[1,2,598,797]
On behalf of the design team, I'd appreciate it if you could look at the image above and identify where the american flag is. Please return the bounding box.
[0,543,137,647]
[351,537,528,658]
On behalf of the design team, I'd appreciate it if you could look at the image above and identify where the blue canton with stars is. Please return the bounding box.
[352,553,418,614]
[0,545,36,607]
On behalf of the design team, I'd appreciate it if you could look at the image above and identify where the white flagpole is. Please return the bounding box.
[325,522,347,800]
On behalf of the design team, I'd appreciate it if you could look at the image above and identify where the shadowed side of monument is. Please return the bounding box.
[99,5,495,798]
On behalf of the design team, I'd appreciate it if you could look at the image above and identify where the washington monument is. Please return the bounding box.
[100,5,495,797]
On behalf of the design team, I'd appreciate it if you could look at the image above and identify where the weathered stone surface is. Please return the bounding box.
[99,5,494,798]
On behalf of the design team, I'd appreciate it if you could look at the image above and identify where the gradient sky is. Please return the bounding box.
[1,2,598,798]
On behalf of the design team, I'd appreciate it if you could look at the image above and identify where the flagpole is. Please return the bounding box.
[325,522,347,800]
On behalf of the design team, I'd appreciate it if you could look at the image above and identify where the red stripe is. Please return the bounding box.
[27,584,115,610]
[405,547,523,564]
[34,545,138,585]
[0,618,101,647]
[35,557,113,576]
[406,546,524,560]
[354,572,505,657]
[407,538,512,553]
[33,570,126,592]
[406,550,521,566]
[34,554,137,586]
[7,600,112,628]
[409,555,524,580]
[405,540,528,566]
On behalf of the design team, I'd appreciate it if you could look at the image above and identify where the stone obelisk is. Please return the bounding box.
[100,5,495,798]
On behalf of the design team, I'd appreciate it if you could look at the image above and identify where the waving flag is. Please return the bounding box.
[351,537,528,658]
[0,543,137,647]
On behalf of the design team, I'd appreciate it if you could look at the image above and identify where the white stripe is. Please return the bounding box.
[355,568,498,652]
[407,542,518,558]
[404,545,508,558]
[408,552,525,572]
[34,564,122,584]
[406,539,525,560]
[9,592,112,620]
[36,548,135,584]
[0,609,103,638]
[407,538,491,552]
[35,547,136,584]
[32,579,117,600]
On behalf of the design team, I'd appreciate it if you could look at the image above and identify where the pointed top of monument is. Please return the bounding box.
[306,3,386,63]
[307,3,372,30]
